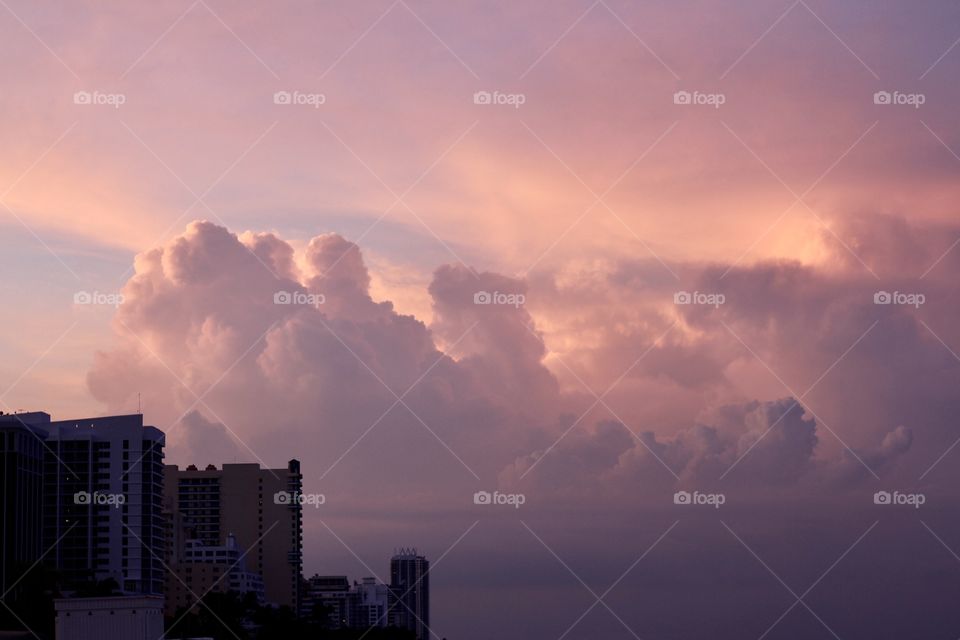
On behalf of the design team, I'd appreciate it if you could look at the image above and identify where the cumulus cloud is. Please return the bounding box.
[88,221,558,492]
[87,216,956,507]
[79,215,960,640]
[499,396,915,502]
[166,410,240,467]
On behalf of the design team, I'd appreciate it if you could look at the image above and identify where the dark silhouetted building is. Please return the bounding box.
[43,414,166,594]
[303,575,390,630]
[389,548,429,640]
[302,574,351,626]
[0,411,49,597]
[2,411,166,596]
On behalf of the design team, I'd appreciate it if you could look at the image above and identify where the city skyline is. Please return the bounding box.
[3,1,960,638]
[0,408,432,639]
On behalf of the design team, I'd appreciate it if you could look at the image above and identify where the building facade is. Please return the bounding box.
[352,577,391,629]
[164,460,303,612]
[54,595,164,640]
[389,549,430,640]
[302,574,350,627]
[43,414,166,595]
[0,412,49,598]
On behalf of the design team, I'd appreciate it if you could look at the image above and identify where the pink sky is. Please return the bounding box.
[3,1,960,638]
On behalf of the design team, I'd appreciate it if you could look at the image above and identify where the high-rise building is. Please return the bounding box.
[42,414,166,595]
[164,460,303,612]
[389,549,430,640]
[0,411,49,597]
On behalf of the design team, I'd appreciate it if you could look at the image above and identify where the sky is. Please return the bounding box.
[2,1,960,638]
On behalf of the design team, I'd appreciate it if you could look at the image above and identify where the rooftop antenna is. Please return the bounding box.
[137,392,142,415]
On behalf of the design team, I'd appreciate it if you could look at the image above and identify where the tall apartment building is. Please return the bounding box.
[43,414,166,595]
[389,549,430,640]
[0,412,49,597]
[164,460,303,612]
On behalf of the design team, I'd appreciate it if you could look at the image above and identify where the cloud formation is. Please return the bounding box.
[80,211,959,640]
[86,215,960,504]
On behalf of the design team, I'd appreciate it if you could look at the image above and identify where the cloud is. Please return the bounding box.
[78,206,960,640]
[166,410,240,467]
[86,215,958,505]
[499,396,915,503]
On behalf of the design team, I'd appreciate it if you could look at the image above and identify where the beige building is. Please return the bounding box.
[164,535,265,615]
[163,460,302,615]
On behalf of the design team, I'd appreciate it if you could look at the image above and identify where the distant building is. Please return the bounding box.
[302,575,351,627]
[352,577,390,629]
[164,460,303,612]
[304,550,431,636]
[165,534,265,615]
[389,549,430,640]
[302,575,389,630]
[183,535,265,599]
[54,595,164,640]
[43,414,166,594]
[0,412,49,598]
